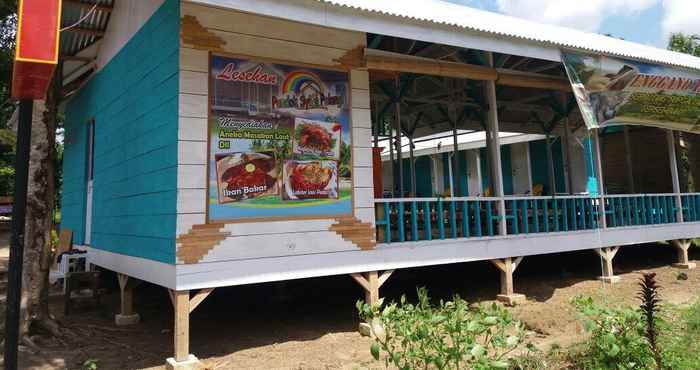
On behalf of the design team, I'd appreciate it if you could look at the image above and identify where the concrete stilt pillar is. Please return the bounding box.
[115,273,140,326]
[671,239,696,269]
[595,247,621,284]
[491,257,526,306]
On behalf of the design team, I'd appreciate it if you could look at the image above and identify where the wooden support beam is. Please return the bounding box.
[366,49,497,81]
[351,270,395,306]
[378,270,395,288]
[174,290,190,363]
[491,257,526,305]
[366,271,379,306]
[671,239,696,269]
[484,52,507,236]
[496,73,571,92]
[667,130,684,222]
[592,129,607,228]
[595,247,620,283]
[366,49,571,91]
[189,288,215,314]
[116,273,141,325]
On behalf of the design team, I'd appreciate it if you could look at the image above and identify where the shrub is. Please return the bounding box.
[571,296,655,370]
[357,287,529,370]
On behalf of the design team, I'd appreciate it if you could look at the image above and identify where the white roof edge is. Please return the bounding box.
[187,0,700,72]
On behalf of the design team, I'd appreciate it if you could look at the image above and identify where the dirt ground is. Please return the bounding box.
[2,242,699,370]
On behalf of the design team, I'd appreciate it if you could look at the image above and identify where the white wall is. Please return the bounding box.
[96,0,165,70]
[176,2,371,266]
[510,142,532,195]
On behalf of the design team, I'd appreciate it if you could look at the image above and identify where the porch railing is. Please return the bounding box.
[374,193,700,244]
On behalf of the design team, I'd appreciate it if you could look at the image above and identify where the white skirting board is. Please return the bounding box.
[80,222,700,291]
[173,221,700,291]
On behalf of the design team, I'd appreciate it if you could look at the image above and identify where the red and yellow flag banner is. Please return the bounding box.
[11,0,62,99]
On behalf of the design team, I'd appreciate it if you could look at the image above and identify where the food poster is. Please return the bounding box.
[562,51,700,133]
[208,55,352,221]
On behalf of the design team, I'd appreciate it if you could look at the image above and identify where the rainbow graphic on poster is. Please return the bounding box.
[208,55,352,222]
[282,71,326,95]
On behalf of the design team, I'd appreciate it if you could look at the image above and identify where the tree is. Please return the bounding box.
[668,33,700,57]
[667,33,700,192]
[1,0,63,343]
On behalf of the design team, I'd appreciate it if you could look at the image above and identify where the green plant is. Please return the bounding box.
[82,359,98,370]
[660,300,700,370]
[571,296,655,370]
[357,287,529,370]
[638,273,663,370]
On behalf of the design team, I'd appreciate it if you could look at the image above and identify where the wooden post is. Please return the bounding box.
[562,117,573,194]
[174,290,190,362]
[545,133,556,195]
[623,127,635,193]
[165,290,201,369]
[351,270,395,336]
[595,247,620,283]
[395,75,404,198]
[671,239,696,269]
[667,130,684,223]
[450,79,461,197]
[366,271,379,305]
[484,52,507,236]
[115,273,140,326]
[491,257,525,305]
[409,135,416,197]
[593,129,607,228]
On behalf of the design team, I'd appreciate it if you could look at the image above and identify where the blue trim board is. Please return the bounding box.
[60,0,180,264]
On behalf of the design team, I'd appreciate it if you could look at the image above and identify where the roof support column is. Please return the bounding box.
[450,80,461,197]
[623,127,635,193]
[394,75,404,198]
[667,130,684,222]
[484,52,507,236]
[592,128,607,228]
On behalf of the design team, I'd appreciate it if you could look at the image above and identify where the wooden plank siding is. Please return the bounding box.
[602,127,673,194]
[61,0,180,264]
[175,2,374,264]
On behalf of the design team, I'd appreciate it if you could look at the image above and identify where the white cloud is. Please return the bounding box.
[662,0,700,37]
[495,0,658,32]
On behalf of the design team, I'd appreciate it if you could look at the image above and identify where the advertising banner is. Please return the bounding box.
[208,55,352,221]
[562,51,700,133]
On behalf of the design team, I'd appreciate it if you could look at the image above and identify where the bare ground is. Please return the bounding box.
[1,242,698,370]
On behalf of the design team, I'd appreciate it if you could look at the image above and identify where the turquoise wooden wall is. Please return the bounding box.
[440,151,469,196]
[401,156,433,197]
[479,147,514,195]
[61,0,180,264]
[529,139,566,195]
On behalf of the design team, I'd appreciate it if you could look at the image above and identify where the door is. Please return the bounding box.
[84,119,95,245]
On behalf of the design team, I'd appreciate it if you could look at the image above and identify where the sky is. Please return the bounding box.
[444,0,700,48]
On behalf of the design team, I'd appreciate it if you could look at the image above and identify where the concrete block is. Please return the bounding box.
[673,262,697,270]
[165,355,201,370]
[115,313,140,326]
[496,293,526,306]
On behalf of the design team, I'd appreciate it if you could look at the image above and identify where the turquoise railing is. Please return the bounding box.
[682,193,700,222]
[374,197,500,243]
[374,193,700,244]
[603,194,679,227]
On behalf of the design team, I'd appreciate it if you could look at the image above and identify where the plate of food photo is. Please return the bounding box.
[282,160,338,200]
[215,152,279,203]
[292,118,341,159]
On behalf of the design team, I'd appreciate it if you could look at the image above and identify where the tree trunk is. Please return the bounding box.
[20,85,57,337]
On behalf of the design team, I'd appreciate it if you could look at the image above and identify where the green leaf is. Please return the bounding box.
[470,344,486,358]
[370,343,380,360]
[506,335,519,347]
[483,316,498,325]
[490,360,510,368]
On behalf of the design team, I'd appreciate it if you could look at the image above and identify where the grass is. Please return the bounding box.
[510,299,700,370]
[660,300,700,370]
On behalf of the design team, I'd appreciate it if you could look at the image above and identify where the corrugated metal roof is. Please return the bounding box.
[319,0,700,71]
[60,0,114,57]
